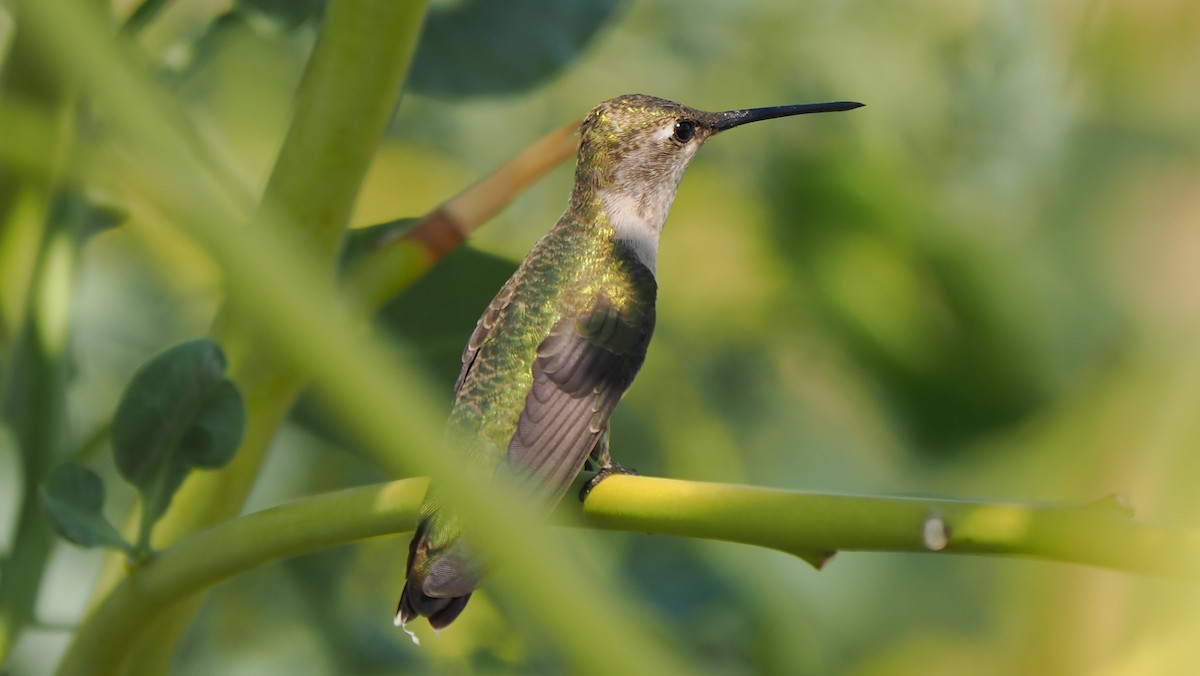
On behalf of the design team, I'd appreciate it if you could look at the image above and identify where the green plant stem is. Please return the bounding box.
[54,475,1200,676]
[55,479,426,676]
[0,23,79,663]
[580,477,1200,578]
[0,239,77,666]
[254,4,427,262]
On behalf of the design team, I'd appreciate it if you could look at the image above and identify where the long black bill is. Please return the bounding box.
[711,101,864,131]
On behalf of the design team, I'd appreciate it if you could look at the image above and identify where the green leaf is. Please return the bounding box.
[184,379,246,467]
[112,339,246,542]
[409,0,624,99]
[39,463,134,553]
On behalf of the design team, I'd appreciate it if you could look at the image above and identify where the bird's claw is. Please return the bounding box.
[579,462,637,502]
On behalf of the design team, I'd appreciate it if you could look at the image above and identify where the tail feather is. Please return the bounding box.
[396,518,475,630]
[395,583,472,630]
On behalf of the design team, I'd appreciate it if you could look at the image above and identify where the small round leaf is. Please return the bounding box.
[39,463,134,553]
[111,339,246,532]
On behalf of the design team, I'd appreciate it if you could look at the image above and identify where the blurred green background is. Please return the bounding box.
[4,0,1200,673]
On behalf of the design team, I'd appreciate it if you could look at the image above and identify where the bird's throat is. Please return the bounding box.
[599,188,673,275]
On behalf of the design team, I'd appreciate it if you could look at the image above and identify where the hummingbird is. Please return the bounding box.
[396,94,863,631]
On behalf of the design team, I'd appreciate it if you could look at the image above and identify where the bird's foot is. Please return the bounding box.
[579,461,637,502]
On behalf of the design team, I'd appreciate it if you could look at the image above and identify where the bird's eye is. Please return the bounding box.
[672,120,696,143]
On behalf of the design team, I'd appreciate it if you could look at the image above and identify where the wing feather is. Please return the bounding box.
[501,297,654,503]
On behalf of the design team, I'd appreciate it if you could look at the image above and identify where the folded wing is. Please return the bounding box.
[502,297,654,504]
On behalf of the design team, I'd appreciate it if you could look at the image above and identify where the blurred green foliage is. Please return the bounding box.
[4,0,1200,674]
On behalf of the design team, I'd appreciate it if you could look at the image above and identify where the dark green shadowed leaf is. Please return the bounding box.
[39,463,134,554]
[52,187,127,240]
[111,339,246,546]
[409,0,624,99]
[185,379,246,468]
[338,217,419,273]
[290,245,516,453]
[377,245,518,386]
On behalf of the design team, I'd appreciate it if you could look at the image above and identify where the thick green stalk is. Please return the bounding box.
[56,474,1200,676]
[0,23,79,663]
[0,321,67,663]
[580,477,1200,578]
[256,3,427,260]
[55,480,426,676]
